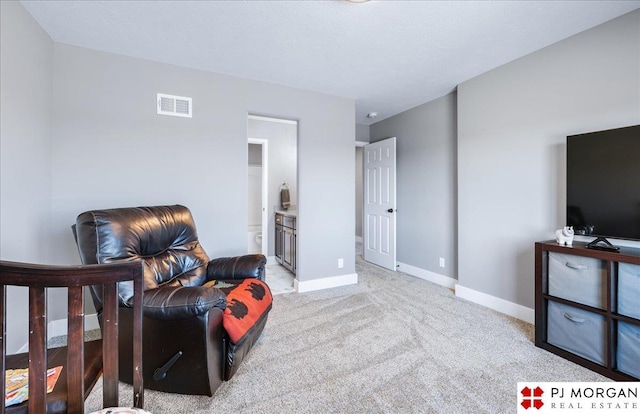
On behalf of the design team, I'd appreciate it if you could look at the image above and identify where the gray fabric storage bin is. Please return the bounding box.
[617,321,640,379]
[547,301,606,365]
[548,252,606,309]
[618,263,640,319]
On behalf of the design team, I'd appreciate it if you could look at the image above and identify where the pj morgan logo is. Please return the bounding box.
[517,382,639,413]
[521,385,545,410]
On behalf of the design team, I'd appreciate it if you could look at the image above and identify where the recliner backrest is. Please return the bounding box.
[74,205,210,306]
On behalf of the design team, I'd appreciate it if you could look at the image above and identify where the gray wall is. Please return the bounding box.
[49,42,355,279]
[0,0,54,353]
[370,93,457,278]
[368,10,639,314]
[248,143,262,166]
[1,1,355,353]
[355,123,370,143]
[457,10,640,309]
[247,118,298,257]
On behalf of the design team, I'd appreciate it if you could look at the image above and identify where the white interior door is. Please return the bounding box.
[363,137,396,270]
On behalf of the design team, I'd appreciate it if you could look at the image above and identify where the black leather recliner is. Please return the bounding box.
[73,205,271,396]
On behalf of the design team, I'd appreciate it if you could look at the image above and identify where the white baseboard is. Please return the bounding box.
[383,260,534,324]
[86,313,100,330]
[295,272,358,293]
[396,261,457,289]
[454,284,535,324]
[48,313,101,338]
[17,314,102,353]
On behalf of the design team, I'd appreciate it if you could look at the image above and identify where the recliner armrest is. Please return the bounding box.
[207,254,266,281]
[139,285,226,320]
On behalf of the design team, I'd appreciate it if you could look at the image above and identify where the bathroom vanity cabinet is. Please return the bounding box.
[275,212,296,274]
[535,240,640,380]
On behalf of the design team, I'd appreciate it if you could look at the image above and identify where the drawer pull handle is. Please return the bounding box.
[565,262,588,270]
[563,313,586,324]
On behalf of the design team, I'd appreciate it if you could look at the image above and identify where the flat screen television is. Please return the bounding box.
[566,124,640,250]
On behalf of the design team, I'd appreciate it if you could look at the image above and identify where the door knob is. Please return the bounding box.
[387,208,394,213]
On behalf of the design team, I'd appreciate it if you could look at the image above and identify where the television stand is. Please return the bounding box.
[586,237,620,252]
[535,241,640,381]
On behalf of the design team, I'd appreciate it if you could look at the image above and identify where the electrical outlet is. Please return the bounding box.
[439,257,445,268]
[338,258,344,268]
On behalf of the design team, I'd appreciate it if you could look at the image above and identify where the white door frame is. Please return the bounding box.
[363,137,397,271]
[248,137,269,257]
[355,140,367,248]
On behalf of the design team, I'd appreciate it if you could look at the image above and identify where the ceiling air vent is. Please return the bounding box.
[157,93,192,118]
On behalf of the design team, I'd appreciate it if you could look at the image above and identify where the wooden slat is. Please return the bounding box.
[0,260,145,412]
[1,285,6,414]
[67,286,85,413]
[132,271,144,408]
[102,282,119,407]
[28,287,47,413]
[5,340,104,414]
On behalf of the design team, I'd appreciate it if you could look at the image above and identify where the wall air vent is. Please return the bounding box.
[157,93,192,118]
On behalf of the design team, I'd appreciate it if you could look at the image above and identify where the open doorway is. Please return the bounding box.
[247,114,298,294]
[247,138,268,256]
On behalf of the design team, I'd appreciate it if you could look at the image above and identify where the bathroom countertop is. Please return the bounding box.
[275,210,297,218]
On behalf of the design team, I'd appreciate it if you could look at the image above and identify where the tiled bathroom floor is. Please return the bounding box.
[265,263,295,295]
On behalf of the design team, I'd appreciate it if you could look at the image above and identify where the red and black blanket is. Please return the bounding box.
[215,279,272,344]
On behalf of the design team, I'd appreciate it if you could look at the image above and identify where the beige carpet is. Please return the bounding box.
[85,257,606,413]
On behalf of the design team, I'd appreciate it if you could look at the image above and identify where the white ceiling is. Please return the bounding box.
[20,0,640,125]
